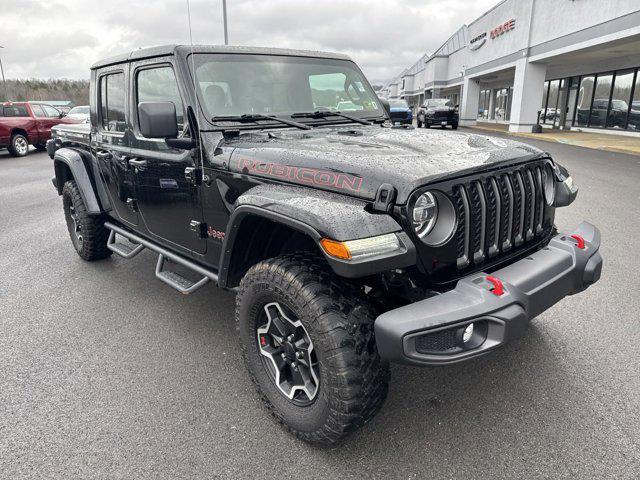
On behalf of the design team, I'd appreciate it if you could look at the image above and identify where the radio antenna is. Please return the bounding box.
[186,0,205,167]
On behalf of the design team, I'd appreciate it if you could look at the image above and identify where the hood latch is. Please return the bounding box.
[372,183,396,213]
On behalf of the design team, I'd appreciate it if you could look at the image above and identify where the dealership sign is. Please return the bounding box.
[469,32,487,51]
[490,19,516,39]
[470,19,516,51]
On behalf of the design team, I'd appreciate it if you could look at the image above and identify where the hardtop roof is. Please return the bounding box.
[91,44,353,70]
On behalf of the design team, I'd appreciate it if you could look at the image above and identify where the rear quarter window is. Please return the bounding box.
[1,105,29,117]
[99,72,126,132]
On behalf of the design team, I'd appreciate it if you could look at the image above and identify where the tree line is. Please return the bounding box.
[1,79,89,106]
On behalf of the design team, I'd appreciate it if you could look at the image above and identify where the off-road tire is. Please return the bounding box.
[34,143,47,151]
[62,180,111,261]
[8,134,29,157]
[236,253,390,444]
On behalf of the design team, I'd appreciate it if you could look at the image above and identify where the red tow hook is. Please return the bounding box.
[486,276,504,296]
[570,234,586,249]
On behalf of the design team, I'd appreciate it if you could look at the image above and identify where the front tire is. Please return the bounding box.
[8,134,29,157]
[62,180,112,261]
[236,254,389,444]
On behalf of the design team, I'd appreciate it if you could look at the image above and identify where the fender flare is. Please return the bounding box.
[53,148,104,215]
[217,184,416,287]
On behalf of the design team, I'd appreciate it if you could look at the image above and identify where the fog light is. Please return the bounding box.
[462,323,474,343]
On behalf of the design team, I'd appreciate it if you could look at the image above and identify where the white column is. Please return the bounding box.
[488,89,495,120]
[509,58,547,133]
[459,76,480,127]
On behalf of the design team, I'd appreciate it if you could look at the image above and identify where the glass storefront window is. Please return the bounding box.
[576,76,594,127]
[544,80,560,125]
[607,70,634,129]
[589,74,613,127]
[629,72,640,131]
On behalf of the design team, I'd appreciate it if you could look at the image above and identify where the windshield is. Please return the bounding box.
[190,53,383,124]
[426,99,453,108]
[389,99,409,108]
[69,106,89,114]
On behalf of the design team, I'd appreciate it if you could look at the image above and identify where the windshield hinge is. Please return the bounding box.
[372,183,396,213]
[185,166,202,186]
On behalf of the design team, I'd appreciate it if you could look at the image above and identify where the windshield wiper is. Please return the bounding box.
[290,111,372,126]
[211,114,311,130]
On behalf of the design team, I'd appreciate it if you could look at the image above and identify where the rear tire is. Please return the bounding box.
[62,180,112,261]
[34,143,47,151]
[236,253,389,444]
[452,124,459,130]
[8,134,29,157]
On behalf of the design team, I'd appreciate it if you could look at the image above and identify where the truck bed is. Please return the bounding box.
[51,122,91,148]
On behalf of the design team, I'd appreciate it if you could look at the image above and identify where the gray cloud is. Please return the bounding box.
[0,0,496,82]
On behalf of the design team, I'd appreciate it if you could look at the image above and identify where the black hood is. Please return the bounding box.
[220,125,546,204]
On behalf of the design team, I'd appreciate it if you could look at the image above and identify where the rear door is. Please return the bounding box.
[128,60,206,254]
[93,66,138,226]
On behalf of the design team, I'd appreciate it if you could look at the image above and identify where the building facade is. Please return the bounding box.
[382,0,640,134]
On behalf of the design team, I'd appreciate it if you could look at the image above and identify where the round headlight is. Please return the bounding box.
[412,192,438,237]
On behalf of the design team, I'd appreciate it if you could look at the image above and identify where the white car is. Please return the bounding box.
[66,105,90,123]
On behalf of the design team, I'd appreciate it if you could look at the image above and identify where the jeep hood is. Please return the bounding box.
[222,125,546,204]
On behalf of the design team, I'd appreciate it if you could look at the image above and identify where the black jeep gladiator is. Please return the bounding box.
[48,45,602,444]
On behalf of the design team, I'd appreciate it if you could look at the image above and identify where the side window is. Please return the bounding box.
[99,72,126,132]
[31,105,46,117]
[136,66,188,137]
[2,105,29,117]
[43,105,61,118]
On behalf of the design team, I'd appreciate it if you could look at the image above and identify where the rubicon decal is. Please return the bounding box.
[236,157,363,193]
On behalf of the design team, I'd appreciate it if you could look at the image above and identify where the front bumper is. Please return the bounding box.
[375,222,603,366]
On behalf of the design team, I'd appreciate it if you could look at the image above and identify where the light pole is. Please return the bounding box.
[0,46,7,101]
[222,0,229,45]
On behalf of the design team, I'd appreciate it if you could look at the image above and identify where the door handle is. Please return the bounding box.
[128,158,147,170]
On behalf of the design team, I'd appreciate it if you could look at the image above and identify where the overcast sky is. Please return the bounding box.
[1,0,497,84]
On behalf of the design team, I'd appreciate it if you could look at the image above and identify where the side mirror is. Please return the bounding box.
[138,101,178,139]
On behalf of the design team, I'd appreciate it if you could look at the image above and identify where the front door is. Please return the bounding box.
[29,104,49,145]
[93,68,138,226]
[128,61,206,255]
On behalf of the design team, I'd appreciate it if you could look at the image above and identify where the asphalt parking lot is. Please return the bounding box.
[1,134,639,479]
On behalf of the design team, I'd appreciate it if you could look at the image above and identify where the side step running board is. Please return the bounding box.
[107,230,145,258]
[105,222,218,295]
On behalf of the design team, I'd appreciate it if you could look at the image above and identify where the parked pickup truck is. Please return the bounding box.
[47,45,602,444]
[0,101,81,157]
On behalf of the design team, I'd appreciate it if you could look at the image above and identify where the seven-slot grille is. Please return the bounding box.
[452,162,551,270]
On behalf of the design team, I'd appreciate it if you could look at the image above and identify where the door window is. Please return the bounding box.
[607,70,633,129]
[575,76,594,127]
[589,74,613,127]
[136,66,187,137]
[628,72,640,132]
[99,72,126,132]
[43,105,61,118]
[31,104,46,117]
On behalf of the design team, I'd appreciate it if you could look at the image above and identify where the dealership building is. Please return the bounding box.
[383,0,640,134]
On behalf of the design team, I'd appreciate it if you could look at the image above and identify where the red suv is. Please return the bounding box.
[0,102,82,157]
